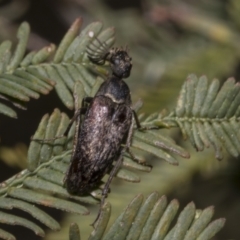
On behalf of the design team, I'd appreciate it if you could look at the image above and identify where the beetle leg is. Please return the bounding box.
[124,115,142,163]
[125,113,155,167]
[81,97,93,108]
[91,153,124,228]
[31,96,93,143]
[31,107,87,142]
[133,110,159,131]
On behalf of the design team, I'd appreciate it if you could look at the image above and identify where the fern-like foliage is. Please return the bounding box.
[69,192,225,240]
[0,80,189,239]
[0,18,114,118]
[1,17,235,239]
[147,74,240,160]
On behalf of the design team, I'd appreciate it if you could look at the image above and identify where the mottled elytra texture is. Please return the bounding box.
[65,95,132,194]
[65,47,134,196]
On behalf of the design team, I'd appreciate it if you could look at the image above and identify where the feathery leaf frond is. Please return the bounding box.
[0,83,190,238]
[73,192,225,240]
[0,18,114,118]
[151,74,240,160]
[0,17,232,239]
[0,149,97,239]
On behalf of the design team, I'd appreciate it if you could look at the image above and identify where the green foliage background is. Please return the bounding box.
[0,0,240,239]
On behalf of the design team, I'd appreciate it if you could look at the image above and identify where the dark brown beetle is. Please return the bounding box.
[64,32,144,225]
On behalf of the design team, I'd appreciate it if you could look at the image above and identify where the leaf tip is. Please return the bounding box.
[72,17,83,29]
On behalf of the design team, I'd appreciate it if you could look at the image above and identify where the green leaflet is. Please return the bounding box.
[0,19,114,117]
[69,223,81,240]
[0,16,233,239]
[159,74,240,159]
[0,96,191,239]
[0,211,45,237]
[0,198,60,230]
[72,192,225,240]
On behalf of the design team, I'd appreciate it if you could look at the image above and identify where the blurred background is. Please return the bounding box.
[0,0,240,239]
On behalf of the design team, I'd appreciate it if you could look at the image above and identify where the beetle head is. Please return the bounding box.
[108,48,132,79]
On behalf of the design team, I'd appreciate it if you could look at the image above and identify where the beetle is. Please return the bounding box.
[65,44,138,195]
[63,34,145,225]
[31,32,143,225]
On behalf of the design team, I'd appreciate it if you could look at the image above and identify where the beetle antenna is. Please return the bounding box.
[87,31,110,64]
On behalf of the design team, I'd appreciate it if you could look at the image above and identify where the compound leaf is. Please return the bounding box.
[153,74,240,160]
[75,192,225,240]
[0,18,114,117]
